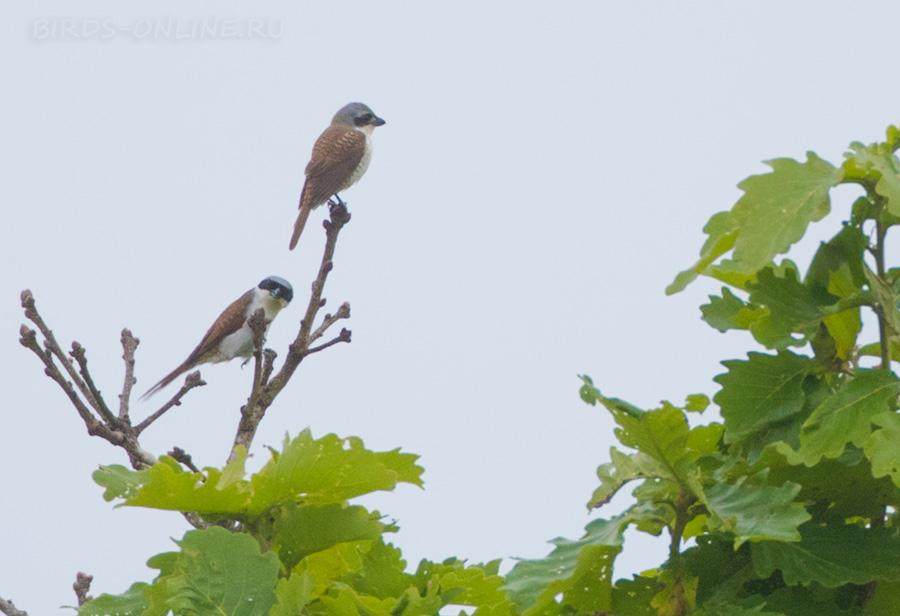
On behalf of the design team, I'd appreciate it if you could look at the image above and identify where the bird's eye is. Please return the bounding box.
[354,113,372,127]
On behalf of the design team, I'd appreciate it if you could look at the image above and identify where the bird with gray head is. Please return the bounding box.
[141,276,293,399]
[289,102,386,250]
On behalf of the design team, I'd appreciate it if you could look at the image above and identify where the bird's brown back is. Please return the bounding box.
[300,125,367,210]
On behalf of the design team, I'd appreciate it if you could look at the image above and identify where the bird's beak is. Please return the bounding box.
[372,116,386,126]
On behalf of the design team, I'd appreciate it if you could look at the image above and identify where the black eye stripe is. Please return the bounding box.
[258,277,294,303]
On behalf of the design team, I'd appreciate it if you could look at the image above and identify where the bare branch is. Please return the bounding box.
[20,299,157,470]
[21,290,94,406]
[70,342,117,425]
[118,329,139,422]
[20,325,111,440]
[0,596,27,616]
[260,348,277,385]
[310,302,351,345]
[246,308,269,411]
[169,446,201,474]
[135,372,205,435]
[307,328,352,355]
[73,572,93,607]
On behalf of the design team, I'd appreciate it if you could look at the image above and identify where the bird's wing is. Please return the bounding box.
[140,289,253,399]
[184,288,255,364]
[300,125,367,209]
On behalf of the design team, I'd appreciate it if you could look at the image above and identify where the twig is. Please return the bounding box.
[70,342,117,425]
[119,329,139,422]
[135,372,205,435]
[260,348,277,385]
[21,291,93,405]
[169,447,202,474]
[310,302,351,345]
[73,572,93,607]
[307,328,352,355]
[0,596,28,616]
[20,325,113,441]
[244,309,270,418]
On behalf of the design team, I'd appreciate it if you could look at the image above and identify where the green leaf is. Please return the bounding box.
[503,516,626,615]
[610,576,658,616]
[121,454,252,514]
[95,432,422,519]
[701,288,765,333]
[729,154,841,273]
[694,604,784,616]
[316,585,395,616]
[805,224,867,296]
[609,403,695,483]
[156,527,281,616]
[578,376,643,417]
[844,142,900,216]
[702,476,810,547]
[861,580,900,615]
[588,448,666,509]
[93,464,147,502]
[412,558,512,616]
[344,540,411,600]
[751,523,900,587]
[670,154,842,293]
[294,541,368,585]
[668,211,738,294]
[685,394,711,412]
[77,583,148,616]
[768,453,897,525]
[714,352,813,443]
[249,431,423,514]
[747,267,833,349]
[864,411,900,487]
[778,369,899,466]
[272,503,386,570]
[270,573,318,616]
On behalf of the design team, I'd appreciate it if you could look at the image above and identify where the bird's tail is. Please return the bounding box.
[140,363,190,400]
[289,205,313,250]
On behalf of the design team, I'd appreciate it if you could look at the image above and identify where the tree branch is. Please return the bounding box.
[20,294,158,470]
[229,202,353,459]
[0,596,28,616]
[118,329,139,423]
[70,342,117,424]
[169,447,201,474]
[73,572,93,607]
[135,372,205,435]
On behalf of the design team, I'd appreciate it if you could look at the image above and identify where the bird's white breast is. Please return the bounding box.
[345,125,375,189]
[213,289,285,363]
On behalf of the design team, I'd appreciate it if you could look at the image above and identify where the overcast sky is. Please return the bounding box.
[4,2,900,613]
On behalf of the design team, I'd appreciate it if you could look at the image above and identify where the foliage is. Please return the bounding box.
[501,125,900,615]
[82,432,511,616]
[77,125,900,616]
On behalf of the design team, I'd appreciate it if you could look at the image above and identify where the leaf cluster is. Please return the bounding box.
[80,431,512,616]
[501,126,900,615]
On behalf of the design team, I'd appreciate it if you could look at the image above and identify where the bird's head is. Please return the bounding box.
[334,102,386,130]
[258,276,294,309]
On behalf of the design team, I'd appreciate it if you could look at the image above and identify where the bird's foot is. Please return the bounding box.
[328,198,350,221]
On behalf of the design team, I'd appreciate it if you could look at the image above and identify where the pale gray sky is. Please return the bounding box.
[3,2,899,613]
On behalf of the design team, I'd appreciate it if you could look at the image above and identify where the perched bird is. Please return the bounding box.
[141,276,294,399]
[289,102,386,250]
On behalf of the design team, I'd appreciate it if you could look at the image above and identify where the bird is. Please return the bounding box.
[289,102,386,250]
[141,276,294,399]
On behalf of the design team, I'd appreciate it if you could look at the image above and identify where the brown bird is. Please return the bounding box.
[141,276,293,399]
[289,102,386,250]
